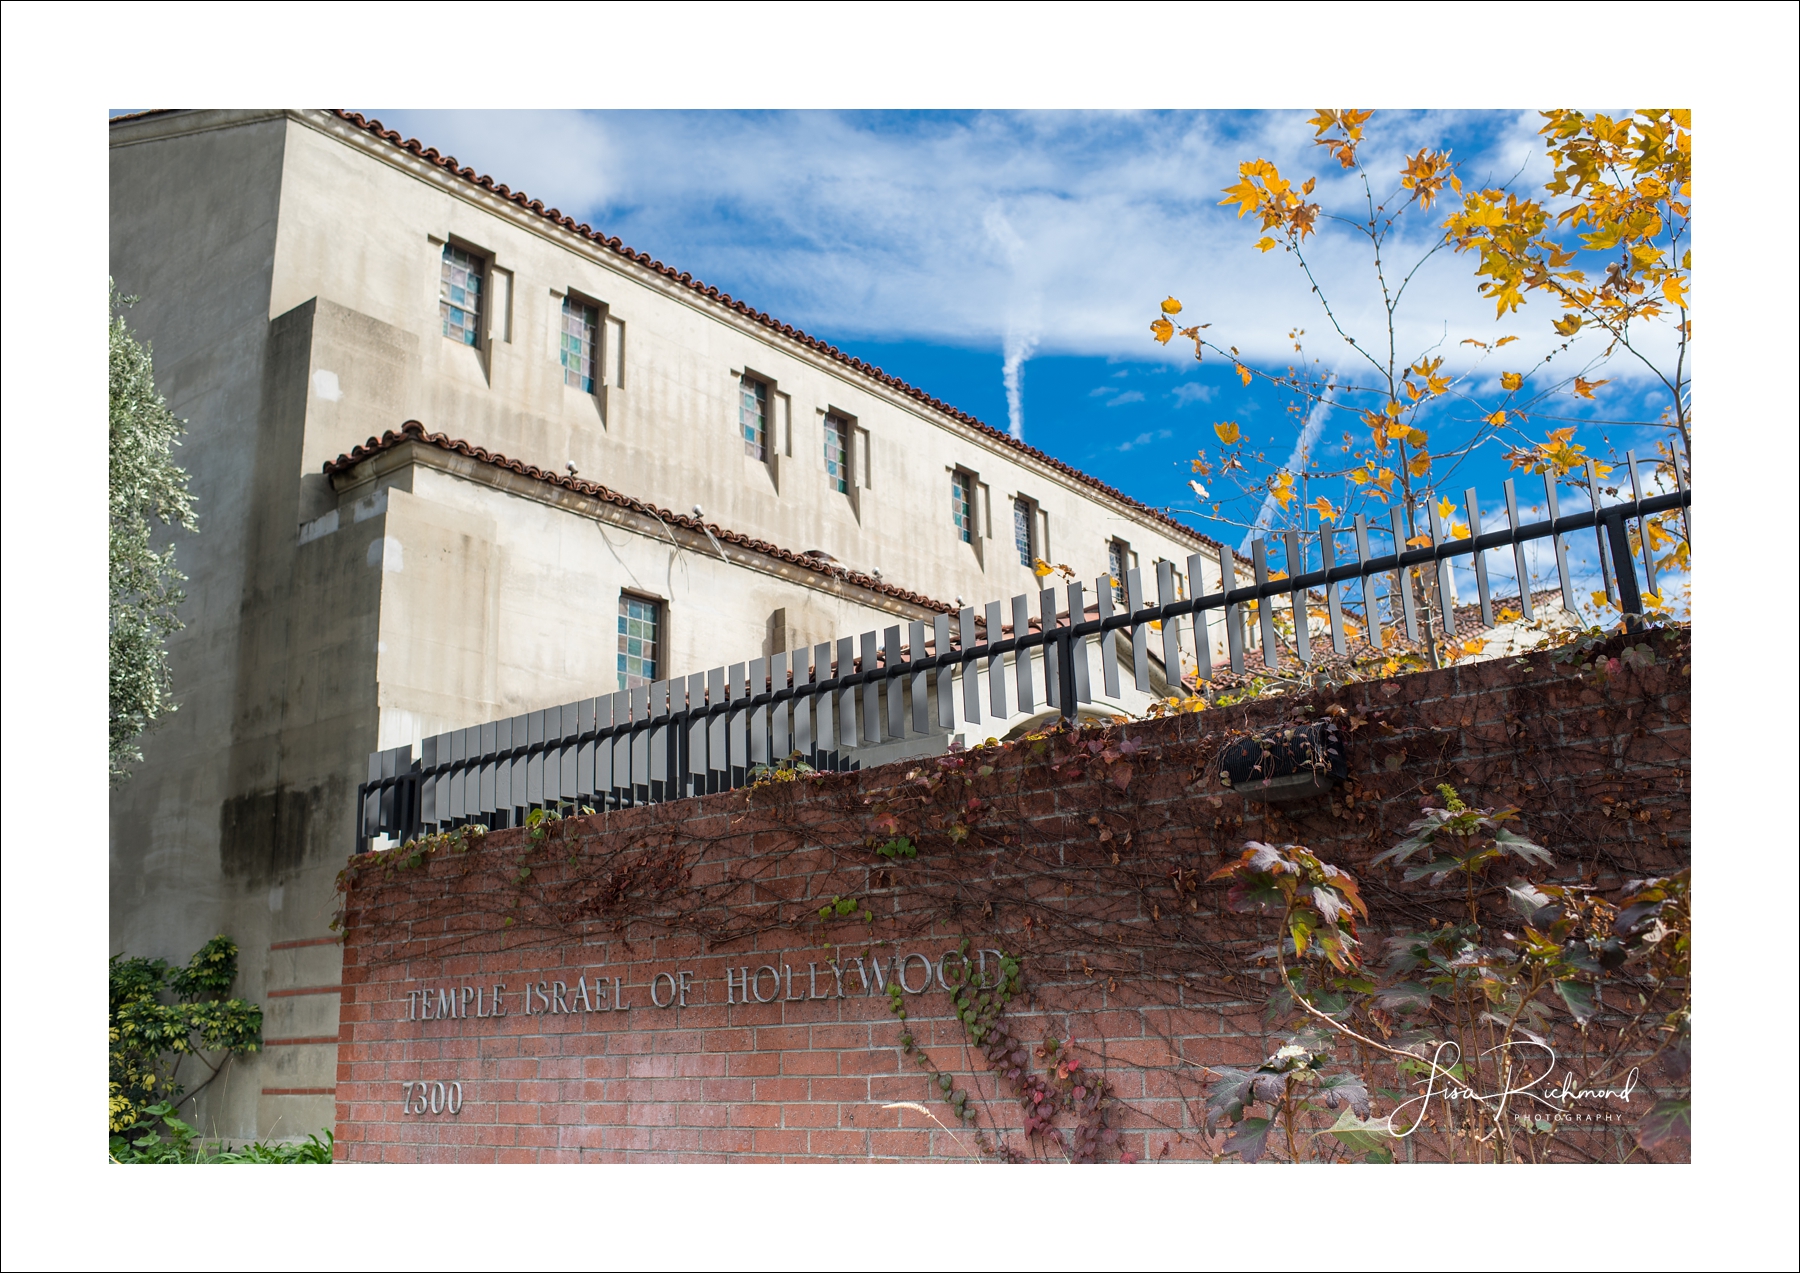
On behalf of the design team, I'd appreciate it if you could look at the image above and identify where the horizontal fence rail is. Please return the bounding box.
[357,458,1690,849]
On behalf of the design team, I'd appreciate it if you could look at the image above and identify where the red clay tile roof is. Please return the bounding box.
[316,109,1228,560]
[326,421,963,614]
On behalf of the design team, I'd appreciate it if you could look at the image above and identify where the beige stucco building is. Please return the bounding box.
[108,108,1234,1141]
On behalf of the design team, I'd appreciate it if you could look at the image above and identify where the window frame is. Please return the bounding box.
[1012,495,1038,567]
[439,240,489,348]
[739,373,770,462]
[823,409,855,495]
[616,591,663,690]
[951,468,976,544]
[559,293,601,393]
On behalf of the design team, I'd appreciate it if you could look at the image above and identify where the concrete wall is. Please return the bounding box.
[108,108,1221,1141]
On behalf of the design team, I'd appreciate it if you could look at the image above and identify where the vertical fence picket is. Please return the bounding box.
[1012,594,1036,715]
[979,604,1004,720]
[1426,500,1456,638]
[645,685,669,796]
[934,614,956,729]
[1542,471,1577,614]
[748,658,770,766]
[626,689,648,803]
[1068,582,1092,703]
[477,721,497,821]
[543,704,564,808]
[1465,488,1493,629]
[1156,561,1183,690]
[883,627,906,739]
[811,645,833,758]
[1095,577,1122,698]
[602,695,625,808]
[909,621,931,735]
[1223,554,1246,674]
[1251,542,1281,671]
[1040,588,1061,711]
[770,653,790,763]
[1187,552,1215,684]
[1319,525,1347,656]
[1503,479,1535,621]
[793,654,815,761]
[1355,514,1385,650]
[1285,529,1312,666]
[1390,508,1421,643]
[858,632,881,745]
[1588,461,1616,605]
[836,637,858,751]
[1126,568,1152,691]
[1627,451,1658,601]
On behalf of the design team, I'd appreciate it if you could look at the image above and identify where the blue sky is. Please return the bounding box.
[356,109,1683,579]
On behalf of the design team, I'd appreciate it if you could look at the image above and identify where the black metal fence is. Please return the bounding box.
[357,456,1689,849]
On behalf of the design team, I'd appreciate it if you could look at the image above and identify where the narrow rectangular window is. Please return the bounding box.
[740,375,768,460]
[439,244,484,346]
[952,471,973,544]
[1013,497,1035,566]
[617,594,660,688]
[823,413,851,494]
[561,297,598,391]
[1108,539,1129,604]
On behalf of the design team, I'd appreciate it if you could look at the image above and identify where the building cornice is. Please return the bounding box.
[326,422,955,621]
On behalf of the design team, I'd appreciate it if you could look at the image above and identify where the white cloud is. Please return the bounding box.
[1106,390,1146,407]
[1117,427,1171,451]
[363,108,1682,397]
[1170,382,1215,407]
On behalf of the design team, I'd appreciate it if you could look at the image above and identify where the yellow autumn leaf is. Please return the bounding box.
[1307,496,1339,522]
[1661,276,1687,308]
[1349,467,1370,485]
[1385,419,1410,438]
[1372,468,1395,491]
[1408,450,1432,477]
[1553,314,1583,337]
[1150,317,1175,344]
[1270,473,1295,509]
[1161,296,1184,315]
[1495,335,1519,346]
[1501,372,1524,391]
[1486,410,1508,427]
[1405,533,1433,548]
[1407,428,1428,448]
[1462,638,1485,654]
[1255,236,1278,253]
[1032,558,1054,580]
[1236,363,1252,386]
[1214,421,1241,445]
[1437,496,1456,519]
[1451,523,1471,540]
[1572,376,1609,399]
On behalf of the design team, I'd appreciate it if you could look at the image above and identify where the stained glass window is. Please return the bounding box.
[824,413,850,494]
[1014,498,1034,566]
[952,471,973,543]
[740,375,767,460]
[561,296,598,391]
[617,594,660,688]
[439,244,484,346]
[1108,539,1128,604]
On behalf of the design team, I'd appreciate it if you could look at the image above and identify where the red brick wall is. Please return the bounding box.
[335,629,1689,1162]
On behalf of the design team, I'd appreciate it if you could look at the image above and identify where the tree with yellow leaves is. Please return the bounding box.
[1154,109,1692,658]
